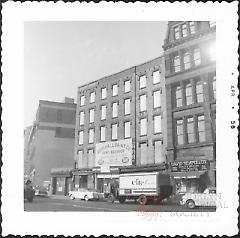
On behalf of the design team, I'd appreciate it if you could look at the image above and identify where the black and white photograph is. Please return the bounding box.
[1,2,238,237]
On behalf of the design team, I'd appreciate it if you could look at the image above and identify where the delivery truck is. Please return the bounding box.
[107,172,172,205]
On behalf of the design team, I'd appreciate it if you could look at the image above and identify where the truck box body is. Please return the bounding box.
[119,172,171,197]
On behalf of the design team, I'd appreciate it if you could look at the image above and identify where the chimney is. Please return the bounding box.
[64,97,74,104]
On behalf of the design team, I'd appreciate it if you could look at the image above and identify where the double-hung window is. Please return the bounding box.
[140,94,147,112]
[139,75,146,89]
[89,109,95,123]
[185,83,193,105]
[187,117,195,143]
[174,55,181,72]
[154,115,162,134]
[89,129,94,143]
[112,84,118,97]
[182,23,188,37]
[124,80,131,93]
[183,52,191,70]
[90,92,95,103]
[176,86,183,107]
[79,131,84,145]
[153,90,161,108]
[80,95,85,106]
[189,21,196,34]
[101,88,107,99]
[124,121,131,138]
[153,71,160,84]
[193,48,201,66]
[124,99,131,115]
[79,111,84,125]
[112,124,118,140]
[213,76,216,99]
[176,119,184,145]
[196,81,204,103]
[197,115,206,142]
[174,26,180,40]
[140,118,147,136]
[100,126,106,142]
[112,102,118,118]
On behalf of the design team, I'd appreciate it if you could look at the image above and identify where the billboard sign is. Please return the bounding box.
[170,159,210,172]
[95,139,132,168]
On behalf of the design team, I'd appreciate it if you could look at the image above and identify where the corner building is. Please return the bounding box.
[74,56,167,192]
[163,21,216,193]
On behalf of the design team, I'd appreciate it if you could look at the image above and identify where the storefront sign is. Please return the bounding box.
[170,159,210,172]
[95,139,132,168]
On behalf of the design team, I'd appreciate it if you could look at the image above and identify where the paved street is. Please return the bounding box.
[24,196,216,212]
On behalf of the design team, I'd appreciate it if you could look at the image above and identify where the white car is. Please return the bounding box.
[68,188,99,201]
[180,187,217,209]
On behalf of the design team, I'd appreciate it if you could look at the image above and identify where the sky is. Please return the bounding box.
[24,21,167,127]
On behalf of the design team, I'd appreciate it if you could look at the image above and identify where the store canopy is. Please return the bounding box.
[171,171,207,179]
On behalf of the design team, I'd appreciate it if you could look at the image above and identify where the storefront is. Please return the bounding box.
[72,168,94,190]
[50,168,73,196]
[169,159,211,194]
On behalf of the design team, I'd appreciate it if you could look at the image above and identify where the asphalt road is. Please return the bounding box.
[24,196,216,212]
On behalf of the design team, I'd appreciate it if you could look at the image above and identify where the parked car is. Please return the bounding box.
[34,186,48,197]
[68,188,100,201]
[180,187,217,209]
[24,180,35,202]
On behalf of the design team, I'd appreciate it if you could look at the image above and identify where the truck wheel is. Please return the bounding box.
[186,199,195,209]
[119,197,126,204]
[138,195,147,205]
[107,194,115,203]
[84,195,89,201]
[70,194,75,200]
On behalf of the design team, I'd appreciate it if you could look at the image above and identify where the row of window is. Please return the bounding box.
[76,139,165,168]
[78,115,162,144]
[174,21,216,40]
[172,43,215,73]
[174,75,216,108]
[176,115,206,145]
[79,71,161,106]
[79,90,161,125]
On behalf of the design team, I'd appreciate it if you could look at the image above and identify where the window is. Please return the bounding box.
[112,102,118,118]
[89,129,94,143]
[124,98,131,115]
[153,71,160,84]
[196,81,204,103]
[124,121,131,138]
[90,92,95,103]
[183,52,191,70]
[140,118,147,136]
[112,84,118,97]
[154,141,164,164]
[154,115,162,134]
[213,76,216,99]
[174,26,180,40]
[77,150,83,169]
[153,90,161,108]
[124,80,131,93]
[79,131,84,145]
[209,21,216,27]
[176,86,183,107]
[80,95,85,106]
[174,55,181,72]
[182,23,188,37]
[185,83,193,105]
[101,88,107,99]
[193,48,201,66]
[176,119,184,145]
[89,109,95,123]
[100,126,106,142]
[197,115,205,142]
[189,21,196,34]
[140,143,148,165]
[187,117,195,143]
[101,105,106,120]
[112,124,118,140]
[140,94,147,112]
[139,75,146,89]
[79,111,84,125]
[88,149,94,168]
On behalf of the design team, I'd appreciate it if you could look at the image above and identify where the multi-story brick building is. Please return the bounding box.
[163,21,216,193]
[73,56,167,192]
[25,97,76,195]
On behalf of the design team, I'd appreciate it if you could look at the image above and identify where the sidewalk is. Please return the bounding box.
[49,194,70,200]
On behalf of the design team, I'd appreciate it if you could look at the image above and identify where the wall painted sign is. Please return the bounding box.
[170,159,210,172]
[95,139,132,168]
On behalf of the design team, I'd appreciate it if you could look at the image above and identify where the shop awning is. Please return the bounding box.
[171,171,207,179]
